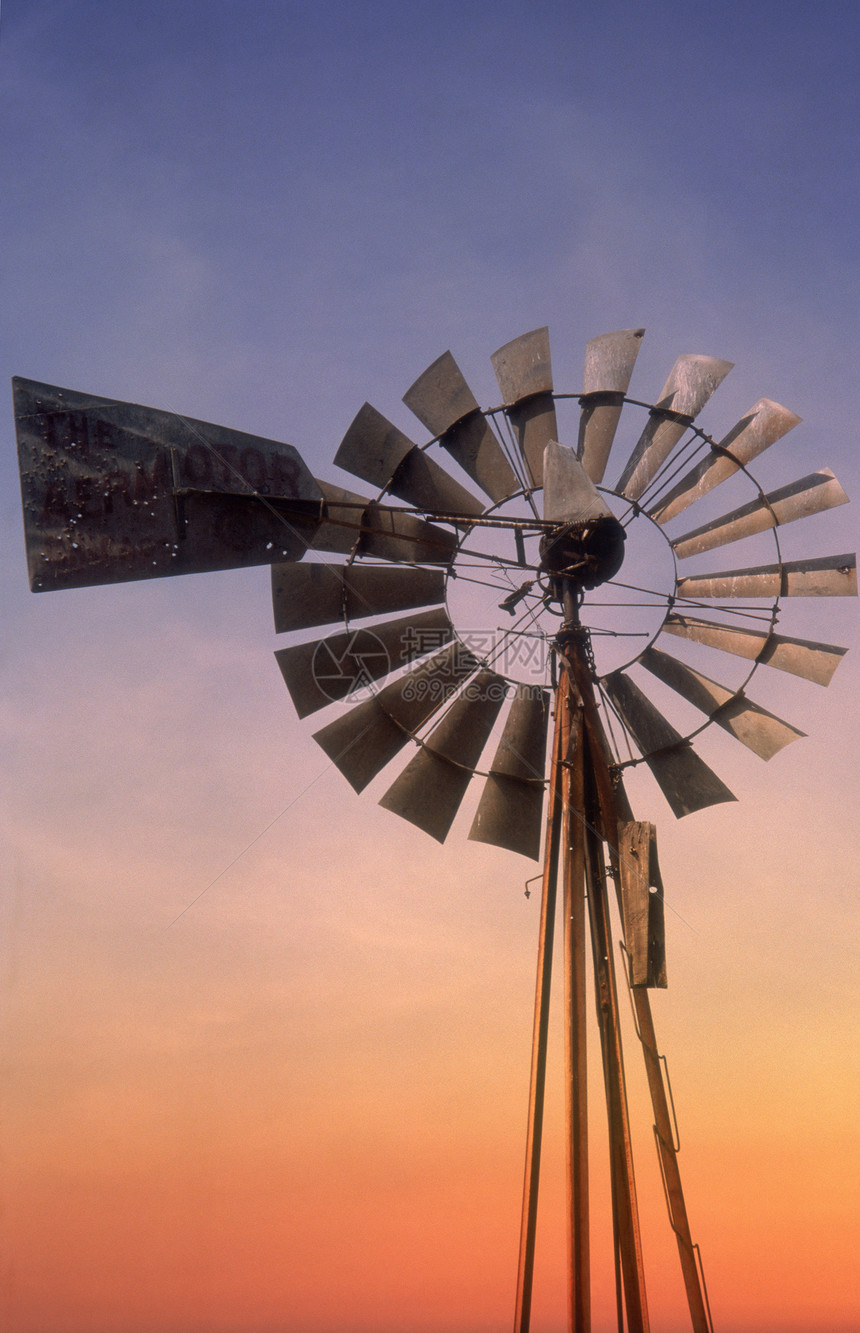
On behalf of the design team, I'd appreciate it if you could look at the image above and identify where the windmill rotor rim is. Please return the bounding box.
[304,376,803,790]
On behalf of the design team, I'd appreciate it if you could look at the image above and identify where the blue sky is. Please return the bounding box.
[5,0,860,437]
[1,4,858,1331]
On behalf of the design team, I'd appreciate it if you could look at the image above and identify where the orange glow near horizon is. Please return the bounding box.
[4,767,858,1333]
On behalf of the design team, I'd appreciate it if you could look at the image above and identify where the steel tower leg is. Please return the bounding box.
[562,689,590,1331]
[513,681,566,1333]
[579,732,649,1333]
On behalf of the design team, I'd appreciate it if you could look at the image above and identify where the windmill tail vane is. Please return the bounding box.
[13,323,855,1332]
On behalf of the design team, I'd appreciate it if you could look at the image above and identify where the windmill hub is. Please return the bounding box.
[538,512,627,595]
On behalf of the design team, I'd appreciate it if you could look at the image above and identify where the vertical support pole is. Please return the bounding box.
[513,676,567,1333]
[559,618,649,1333]
[562,694,590,1332]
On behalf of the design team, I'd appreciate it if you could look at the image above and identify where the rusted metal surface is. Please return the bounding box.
[274,607,453,718]
[271,562,445,633]
[543,441,615,523]
[661,613,847,685]
[14,377,322,591]
[490,327,558,486]
[640,645,805,760]
[616,354,734,501]
[676,553,858,600]
[311,643,478,792]
[672,468,849,559]
[377,669,506,841]
[649,397,801,525]
[335,402,483,519]
[402,352,519,502]
[602,670,737,817]
[578,327,645,483]
[618,822,667,989]
[469,685,549,860]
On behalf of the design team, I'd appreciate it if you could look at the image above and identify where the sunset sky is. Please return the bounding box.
[1,3,858,1331]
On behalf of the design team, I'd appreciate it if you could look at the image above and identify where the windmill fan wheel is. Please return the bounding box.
[272,325,855,852]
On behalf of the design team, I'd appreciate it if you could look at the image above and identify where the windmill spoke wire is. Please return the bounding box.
[592,674,637,765]
[635,430,711,512]
[478,596,552,680]
[488,405,541,518]
[447,544,532,571]
[450,559,522,576]
[614,430,705,526]
[596,677,625,765]
[484,607,545,666]
[600,688,639,766]
[604,578,777,626]
[671,596,777,625]
[585,599,672,609]
[487,408,533,497]
[450,570,525,593]
[603,577,678,600]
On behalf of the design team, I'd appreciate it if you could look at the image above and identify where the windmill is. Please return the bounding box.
[13,325,855,1333]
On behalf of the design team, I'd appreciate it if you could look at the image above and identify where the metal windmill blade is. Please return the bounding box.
[311,643,481,793]
[578,327,645,483]
[676,553,857,600]
[302,477,460,564]
[402,350,519,503]
[648,397,802,525]
[490,326,558,487]
[671,468,849,559]
[274,607,456,717]
[639,645,806,760]
[271,561,446,633]
[615,352,734,501]
[335,401,484,520]
[378,668,507,842]
[469,684,551,859]
[659,612,847,685]
[602,668,738,817]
